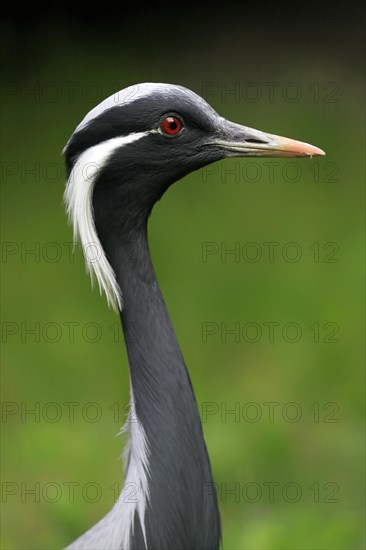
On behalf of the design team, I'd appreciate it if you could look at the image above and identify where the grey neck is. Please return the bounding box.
[104,222,221,549]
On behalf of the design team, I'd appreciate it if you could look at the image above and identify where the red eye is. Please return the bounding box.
[160,116,183,136]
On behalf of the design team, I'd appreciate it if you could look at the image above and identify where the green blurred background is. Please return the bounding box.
[1,2,365,549]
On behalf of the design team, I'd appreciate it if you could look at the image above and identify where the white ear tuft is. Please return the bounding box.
[64,132,148,311]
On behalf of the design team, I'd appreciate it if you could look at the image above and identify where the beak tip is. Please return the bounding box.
[306,145,326,157]
[274,136,326,157]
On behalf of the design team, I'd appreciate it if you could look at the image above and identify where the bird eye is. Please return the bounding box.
[160,116,183,136]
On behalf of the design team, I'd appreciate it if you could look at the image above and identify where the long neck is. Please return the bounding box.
[103,221,221,549]
[116,225,191,429]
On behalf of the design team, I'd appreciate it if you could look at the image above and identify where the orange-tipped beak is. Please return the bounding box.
[215,122,325,158]
[263,132,326,157]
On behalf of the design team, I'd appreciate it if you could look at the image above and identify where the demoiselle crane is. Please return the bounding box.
[63,83,325,550]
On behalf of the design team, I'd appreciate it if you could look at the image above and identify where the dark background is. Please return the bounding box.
[1,2,365,548]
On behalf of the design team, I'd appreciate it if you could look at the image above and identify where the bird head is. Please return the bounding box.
[64,82,324,207]
[63,83,325,309]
